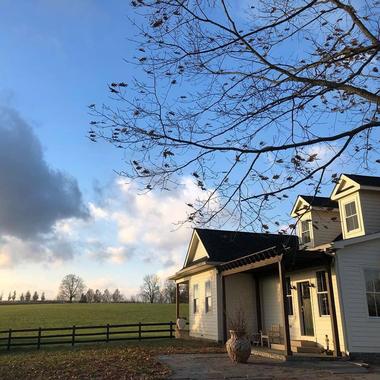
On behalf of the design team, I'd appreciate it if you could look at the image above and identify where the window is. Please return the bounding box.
[285,277,293,315]
[193,284,199,313]
[205,280,212,313]
[316,271,330,316]
[301,220,311,244]
[344,201,359,232]
[365,270,380,317]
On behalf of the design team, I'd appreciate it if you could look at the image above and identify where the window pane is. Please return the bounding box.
[205,281,211,297]
[193,284,199,298]
[316,271,327,292]
[367,293,377,316]
[318,293,330,315]
[285,278,291,295]
[365,270,380,292]
[376,294,380,317]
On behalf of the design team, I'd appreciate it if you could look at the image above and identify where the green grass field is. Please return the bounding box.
[0,303,189,330]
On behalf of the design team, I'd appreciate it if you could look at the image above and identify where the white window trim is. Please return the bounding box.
[341,193,364,239]
[316,271,330,317]
[193,284,199,314]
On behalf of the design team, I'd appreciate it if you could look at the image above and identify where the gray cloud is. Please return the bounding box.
[0,106,88,239]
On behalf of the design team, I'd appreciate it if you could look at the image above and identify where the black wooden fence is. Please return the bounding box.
[0,321,175,350]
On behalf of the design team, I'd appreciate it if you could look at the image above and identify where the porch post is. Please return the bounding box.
[176,282,180,320]
[278,260,292,356]
[222,275,227,343]
[325,266,341,357]
[255,276,262,332]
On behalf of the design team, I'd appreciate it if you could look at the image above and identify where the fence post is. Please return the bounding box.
[106,324,110,343]
[72,325,76,346]
[7,329,12,350]
[138,322,142,341]
[169,321,173,338]
[37,327,42,349]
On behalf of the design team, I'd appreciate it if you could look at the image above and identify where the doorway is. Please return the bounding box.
[298,281,314,336]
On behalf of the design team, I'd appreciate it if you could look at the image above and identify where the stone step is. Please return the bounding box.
[291,340,319,348]
[294,346,324,354]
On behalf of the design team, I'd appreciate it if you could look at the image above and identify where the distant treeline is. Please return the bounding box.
[0,290,45,303]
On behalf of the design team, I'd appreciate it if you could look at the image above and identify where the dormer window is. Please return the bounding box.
[301,220,311,244]
[344,201,359,232]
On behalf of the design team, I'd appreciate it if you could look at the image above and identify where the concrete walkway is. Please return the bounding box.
[159,353,378,379]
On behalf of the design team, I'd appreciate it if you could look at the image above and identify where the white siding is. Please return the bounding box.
[260,274,282,329]
[336,238,380,353]
[311,210,341,247]
[260,270,339,350]
[225,273,257,337]
[188,269,219,341]
[359,190,380,235]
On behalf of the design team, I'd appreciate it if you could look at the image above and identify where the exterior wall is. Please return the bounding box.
[192,238,208,261]
[359,190,380,235]
[297,210,341,248]
[335,238,380,353]
[260,274,282,329]
[310,210,341,247]
[225,273,257,337]
[260,269,340,350]
[188,269,219,341]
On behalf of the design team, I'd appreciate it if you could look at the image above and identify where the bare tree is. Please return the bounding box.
[102,289,112,303]
[57,274,86,303]
[20,293,25,302]
[94,289,102,303]
[112,288,123,302]
[25,290,31,302]
[139,274,160,303]
[90,0,380,230]
[12,290,16,302]
[41,292,46,302]
[162,280,176,304]
[86,288,95,303]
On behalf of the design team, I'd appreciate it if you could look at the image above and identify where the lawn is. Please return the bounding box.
[0,303,189,330]
[0,339,224,380]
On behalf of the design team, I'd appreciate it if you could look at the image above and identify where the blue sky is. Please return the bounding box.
[0,0,377,301]
[0,0,196,299]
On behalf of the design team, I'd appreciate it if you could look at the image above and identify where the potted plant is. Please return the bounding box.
[226,309,251,363]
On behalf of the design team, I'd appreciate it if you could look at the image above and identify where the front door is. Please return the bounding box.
[298,281,314,336]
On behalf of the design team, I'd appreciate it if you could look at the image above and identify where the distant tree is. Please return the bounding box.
[162,280,176,304]
[32,291,39,302]
[128,295,138,303]
[25,291,31,302]
[102,289,112,303]
[79,293,88,303]
[94,289,102,303]
[112,289,123,303]
[139,274,160,304]
[12,290,16,301]
[58,274,86,303]
[20,293,25,302]
[41,292,46,302]
[86,288,95,303]
[8,292,11,301]
[0,293,3,301]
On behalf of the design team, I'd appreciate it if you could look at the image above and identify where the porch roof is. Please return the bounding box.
[217,245,331,276]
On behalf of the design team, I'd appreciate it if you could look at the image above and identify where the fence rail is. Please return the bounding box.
[0,321,176,350]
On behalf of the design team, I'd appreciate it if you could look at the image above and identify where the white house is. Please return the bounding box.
[170,173,380,361]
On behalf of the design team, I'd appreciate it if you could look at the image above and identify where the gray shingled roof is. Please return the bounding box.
[193,228,298,265]
[300,195,338,209]
[344,174,380,188]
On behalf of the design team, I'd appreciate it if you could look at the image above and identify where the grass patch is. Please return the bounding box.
[0,339,224,379]
[0,303,189,330]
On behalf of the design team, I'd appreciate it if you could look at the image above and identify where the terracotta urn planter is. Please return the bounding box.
[226,330,251,363]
